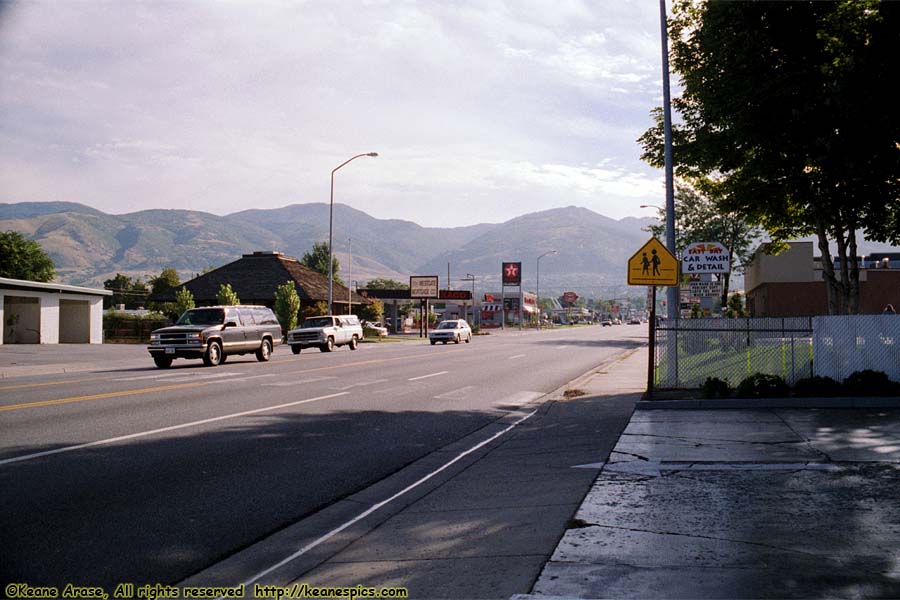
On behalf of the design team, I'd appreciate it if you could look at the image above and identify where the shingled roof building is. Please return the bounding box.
[152,251,369,311]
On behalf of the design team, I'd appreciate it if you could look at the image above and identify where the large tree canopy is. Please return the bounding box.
[0,230,55,282]
[641,0,900,314]
[301,242,343,284]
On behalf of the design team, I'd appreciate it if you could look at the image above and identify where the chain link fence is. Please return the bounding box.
[654,317,814,389]
[653,315,900,390]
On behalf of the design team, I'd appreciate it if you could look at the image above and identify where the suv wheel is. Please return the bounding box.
[454,334,461,344]
[256,338,273,362]
[349,335,359,350]
[321,337,335,352]
[153,356,173,369]
[291,345,301,355]
[465,334,471,343]
[203,340,223,367]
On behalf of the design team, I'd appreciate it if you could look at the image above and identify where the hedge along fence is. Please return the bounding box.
[103,312,170,344]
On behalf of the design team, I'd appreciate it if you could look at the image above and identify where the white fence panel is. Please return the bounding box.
[813,315,900,381]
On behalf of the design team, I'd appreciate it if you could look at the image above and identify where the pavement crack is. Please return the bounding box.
[592,524,821,557]
[610,450,650,461]
[772,410,835,463]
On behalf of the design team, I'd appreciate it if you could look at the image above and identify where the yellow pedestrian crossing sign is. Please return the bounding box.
[628,237,679,286]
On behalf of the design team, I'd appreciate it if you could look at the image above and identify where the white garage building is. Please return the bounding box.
[1,277,111,344]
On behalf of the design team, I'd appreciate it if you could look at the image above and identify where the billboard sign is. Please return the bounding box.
[502,262,522,285]
[682,242,730,274]
[562,291,579,304]
[409,276,439,299]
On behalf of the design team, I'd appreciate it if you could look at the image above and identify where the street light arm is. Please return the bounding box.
[332,152,379,176]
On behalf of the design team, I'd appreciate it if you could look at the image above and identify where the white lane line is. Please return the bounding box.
[237,407,539,589]
[334,379,389,391]
[495,390,544,409]
[408,371,448,382]
[205,373,280,385]
[556,345,569,350]
[508,354,526,360]
[434,386,475,400]
[0,392,350,467]
[263,376,337,387]
[112,371,243,382]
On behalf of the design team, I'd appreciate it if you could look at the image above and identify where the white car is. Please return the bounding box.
[429,319,472,345]
[362,320,389,337]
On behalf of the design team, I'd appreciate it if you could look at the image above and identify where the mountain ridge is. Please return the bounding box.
[1,201,656,295]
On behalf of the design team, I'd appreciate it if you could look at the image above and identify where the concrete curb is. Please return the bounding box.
[637,396,900,409]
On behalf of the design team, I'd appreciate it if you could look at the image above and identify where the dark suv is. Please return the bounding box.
[148,305,282,368]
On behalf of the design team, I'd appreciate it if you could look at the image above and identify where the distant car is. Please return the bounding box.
[612,318,622,325]
[362,320,388,337]
[429,319,472,345]
[628,318,641,325]
[148,305,282,368]
[287,314,363,354]
[601,319,612,327]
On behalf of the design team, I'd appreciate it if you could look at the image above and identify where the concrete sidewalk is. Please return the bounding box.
[518,353,900,599]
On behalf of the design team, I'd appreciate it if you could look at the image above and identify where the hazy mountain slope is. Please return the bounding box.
[228,203,498,274]
[416,206,654,294]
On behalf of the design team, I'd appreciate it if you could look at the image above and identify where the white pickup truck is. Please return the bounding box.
[286,315,363,354]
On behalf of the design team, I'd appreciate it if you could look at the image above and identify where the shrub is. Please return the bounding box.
[793,376,844,397]
[700,377,731,399]
[842,370,900,397]
[735,373,790,398]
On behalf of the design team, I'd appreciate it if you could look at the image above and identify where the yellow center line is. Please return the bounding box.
[0,383,205,413]
[0,378,93,391]
[0,349,467,413]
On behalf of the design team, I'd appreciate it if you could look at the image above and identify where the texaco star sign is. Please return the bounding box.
[502,261,522,285]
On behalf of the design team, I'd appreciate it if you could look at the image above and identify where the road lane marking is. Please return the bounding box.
[236,406,540,589]
[0,392,350,467]
[556,345,569,349]
[0,378,93,391]
[263,376,337,387]
[334,379,389,391]
[112,371,243,382]
[508,354,526,360]
[408,371,448,382]
[0,382,209,413]
[204,373,280,384]
[434,385,475,400]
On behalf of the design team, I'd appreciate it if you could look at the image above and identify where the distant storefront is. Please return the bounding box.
[479,291,537,327]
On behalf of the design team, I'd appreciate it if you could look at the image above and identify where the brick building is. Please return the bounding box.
[745,242,900,316]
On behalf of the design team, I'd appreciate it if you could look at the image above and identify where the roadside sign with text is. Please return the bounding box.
[627,237,679,286]
[682,242,730,274]
[409,275,439,299]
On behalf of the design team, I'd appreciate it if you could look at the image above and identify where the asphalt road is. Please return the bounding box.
[0,325,645,593]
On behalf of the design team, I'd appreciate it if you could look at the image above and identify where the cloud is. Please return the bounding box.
[0,1,667,226]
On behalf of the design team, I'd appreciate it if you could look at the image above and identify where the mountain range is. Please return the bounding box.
[1,201,661,297]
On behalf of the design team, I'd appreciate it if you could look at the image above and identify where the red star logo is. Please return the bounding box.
[505,264,519,278]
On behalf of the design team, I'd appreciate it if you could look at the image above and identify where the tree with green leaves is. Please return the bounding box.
[103,275,151,310]
[726,292,748,318]
[302,242,343,285]
[273,281,300,337]
[0,230,55,282]
[216,283,240,306]
[640,0,900,314]
[149,268,180,296]
[173,287,195,320]
[365,278,408,290]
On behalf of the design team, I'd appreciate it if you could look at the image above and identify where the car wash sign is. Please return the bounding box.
[682,242,730,274]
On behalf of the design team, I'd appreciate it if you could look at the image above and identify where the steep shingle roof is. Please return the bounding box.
[151,251,369,306]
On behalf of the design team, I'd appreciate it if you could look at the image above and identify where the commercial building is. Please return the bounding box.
[1,277,111,344]
[745,242,900,316]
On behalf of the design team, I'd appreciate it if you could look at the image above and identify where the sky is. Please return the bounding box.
[0,1,670,228]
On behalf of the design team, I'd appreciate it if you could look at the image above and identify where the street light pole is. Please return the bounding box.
[347,237,352,314]
[460,274,476,326]
[537,250,558,330]
[328,152,378,314]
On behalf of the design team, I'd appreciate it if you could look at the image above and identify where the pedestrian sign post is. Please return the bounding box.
[627,237,679,401]
[627,237,679,286]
